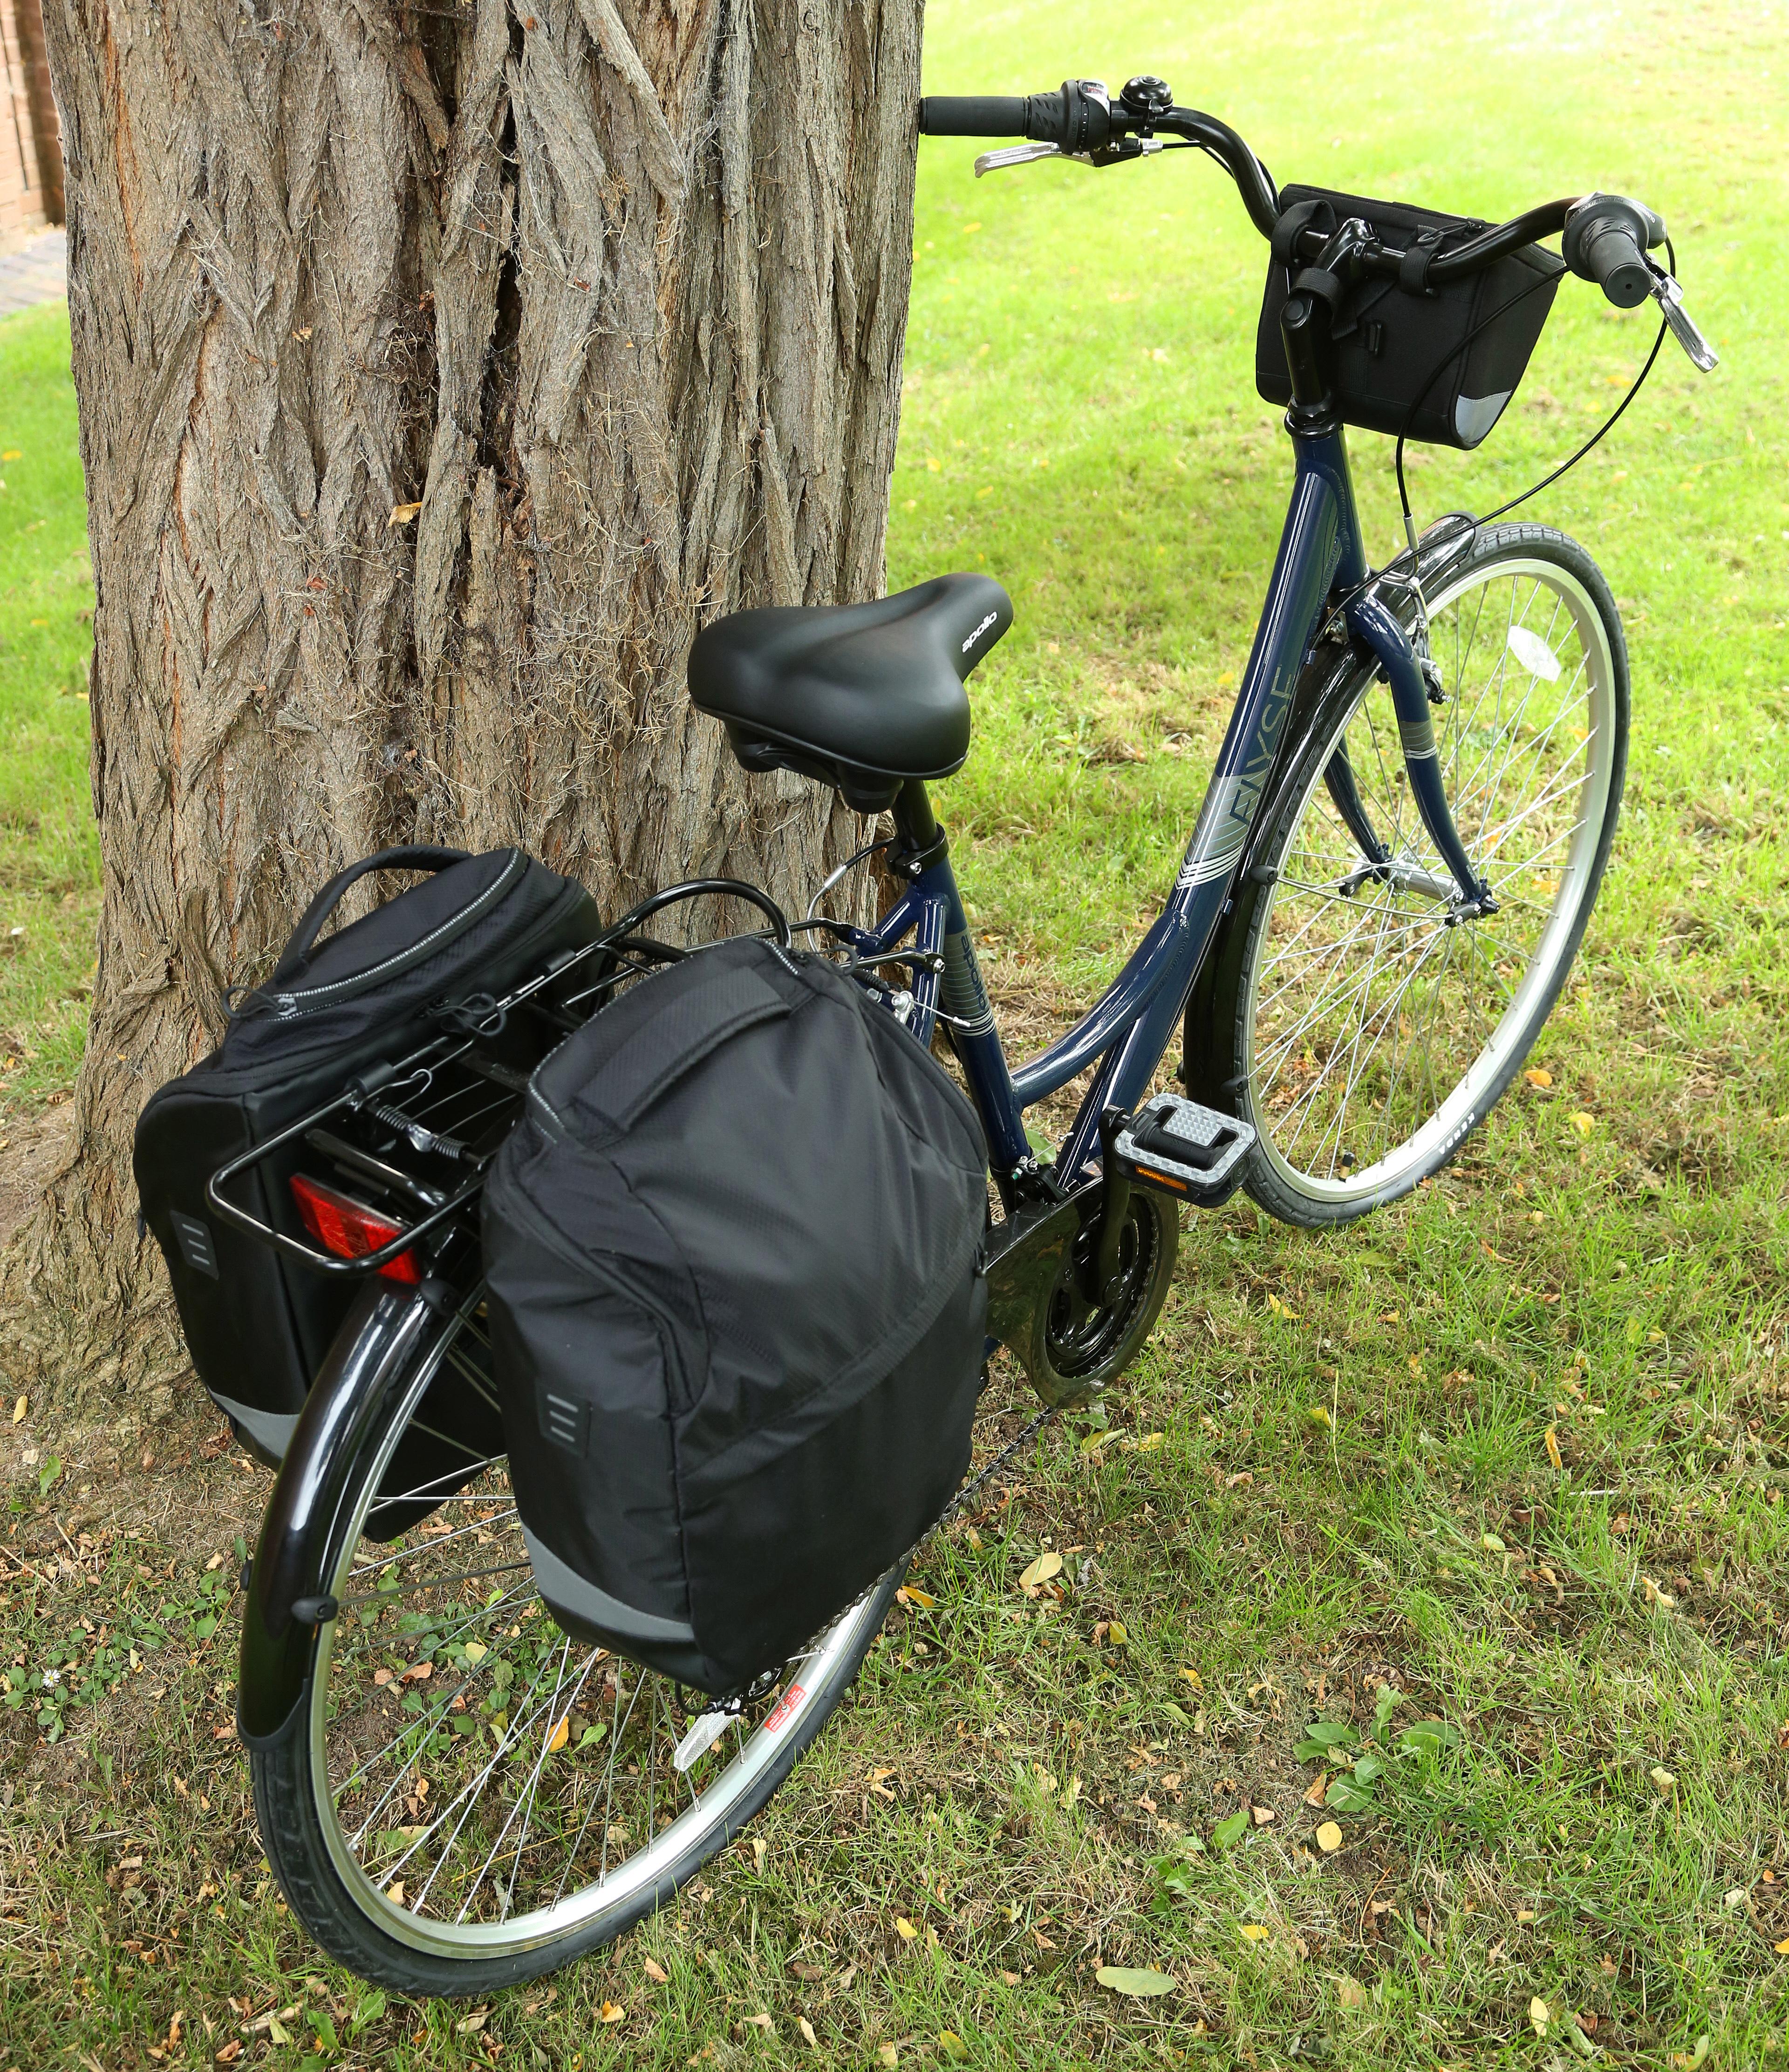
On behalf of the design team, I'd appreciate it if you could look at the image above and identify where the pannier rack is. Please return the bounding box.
[203,878,796,1282]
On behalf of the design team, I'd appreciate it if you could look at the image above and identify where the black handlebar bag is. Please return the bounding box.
[134,847,604,1465]
[484,934,990,1697]
[1256,185,1566,449]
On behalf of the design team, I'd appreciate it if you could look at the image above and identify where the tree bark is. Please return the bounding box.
[9,0,922,1417]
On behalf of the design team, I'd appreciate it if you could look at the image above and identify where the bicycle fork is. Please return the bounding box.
[1337,592,1496,918]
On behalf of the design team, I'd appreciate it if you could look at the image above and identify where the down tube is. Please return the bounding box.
[1052,430,1363,1179]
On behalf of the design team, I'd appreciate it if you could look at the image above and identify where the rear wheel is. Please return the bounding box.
[250,1287,900,1997]
[1215,525,1628,1227]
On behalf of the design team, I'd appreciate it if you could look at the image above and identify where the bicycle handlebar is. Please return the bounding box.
[919,79,1678,308]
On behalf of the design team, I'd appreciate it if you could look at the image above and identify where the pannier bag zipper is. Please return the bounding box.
[263,850,529,1020]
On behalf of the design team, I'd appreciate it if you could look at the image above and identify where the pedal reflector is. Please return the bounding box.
[1115,1093,1255,1202]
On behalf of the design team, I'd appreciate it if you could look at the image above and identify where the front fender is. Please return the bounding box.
[236,1282,438,1750]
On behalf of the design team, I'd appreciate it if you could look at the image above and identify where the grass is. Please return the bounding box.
[0,300,99,1115]
[3,0,1788,2064]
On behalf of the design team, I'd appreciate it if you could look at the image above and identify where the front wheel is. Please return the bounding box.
[1212,524,1628,1227]
[249,1287,900,1997]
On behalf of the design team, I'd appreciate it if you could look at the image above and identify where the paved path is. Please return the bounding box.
[0,229,67,318]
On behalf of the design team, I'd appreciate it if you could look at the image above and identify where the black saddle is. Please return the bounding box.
[687,573,1013,811]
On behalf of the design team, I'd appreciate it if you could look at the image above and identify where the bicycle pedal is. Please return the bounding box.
[1116,1093,1255,1203]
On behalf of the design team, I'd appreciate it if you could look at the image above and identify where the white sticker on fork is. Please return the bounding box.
[1506,625,1562,681]
[673,1709,732,1773]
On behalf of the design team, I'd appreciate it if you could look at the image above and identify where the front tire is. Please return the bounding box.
[1212,525,1628,1227]
[249,1288,900,1997]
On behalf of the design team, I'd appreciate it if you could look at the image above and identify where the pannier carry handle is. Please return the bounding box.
[271,847,475,984]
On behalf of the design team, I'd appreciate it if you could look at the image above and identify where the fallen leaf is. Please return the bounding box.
[215,2044,243,2065]
[463,1641,487,1664]
[11,1396,24,1424]
[1546,1427,1564,1470]
[600,2000,625,2023]
[878,2047,899,2068]
[1239,1924,1271,1942]
[456,2010,490,2035]
[1315,1821,1344,1854]
[894,1916,919,1941]
[1267,1292,1300,1321]
[939,2034,968,2061]
[546,1716,570,1753]
[1642,1576,1678,1609]
[1650,1765,1676,1793]
[1524,1068,1553,1088]
[1570,1111,1595,1135]
[898,1586,936,1609]
[1482,1531,1507,1553]
[798,2017,818,2047]
[1337,1977,1368,2010]
[1251,1806,1276,1825]
[1080,1428,1119,1454]
[752,1836,767,1873]
[643,1958,669,1984]
[266,2019,292,2046]
[388,501,423,526]
[1531,1997,1550,2035]
[999,1970,1020,1985]
[1180,1666,1203,1689]
[1095,1966,1175,1997]
[1107,1619,1128,1645]
[1774,1937,1789,1955]
[385,1881,405,1906]
[1133,1431,1166,1452]
[742,2012,773,2031]
[1019,1551,1063,1594]
[1303,1774,1331,1806]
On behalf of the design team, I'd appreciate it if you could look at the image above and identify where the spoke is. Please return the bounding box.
[341,1585,537,1835]
[350,1508,522,1581]
[365,1455,504,1522]
[410,1645,564,1918]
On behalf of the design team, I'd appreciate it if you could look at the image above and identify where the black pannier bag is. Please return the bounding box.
[1256,185,1566,449]
[135,846,604,1465]
[484,934,990,1696]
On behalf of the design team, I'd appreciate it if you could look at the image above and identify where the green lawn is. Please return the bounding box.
[0,300,99,1113]
[5,0,1789,2065]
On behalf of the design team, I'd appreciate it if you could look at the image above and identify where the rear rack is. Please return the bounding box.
[204,878,793,1281]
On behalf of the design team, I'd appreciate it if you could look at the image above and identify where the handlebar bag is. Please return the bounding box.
[484,933,990,1697]
[134,846,604,1470]
[1256,185,1566,449]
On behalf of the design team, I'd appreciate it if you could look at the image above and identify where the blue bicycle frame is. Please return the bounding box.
[854,419,1484,1202]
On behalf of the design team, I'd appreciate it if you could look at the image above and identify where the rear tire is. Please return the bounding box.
[249,1287,900,1997]
[1210,525,1627,1227]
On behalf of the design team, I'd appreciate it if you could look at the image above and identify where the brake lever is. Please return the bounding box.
[972,136,1165,178]
[974,143,1065,177]
[1649,270,1719,372]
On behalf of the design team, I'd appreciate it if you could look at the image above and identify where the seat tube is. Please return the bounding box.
[891,782,1029,1176]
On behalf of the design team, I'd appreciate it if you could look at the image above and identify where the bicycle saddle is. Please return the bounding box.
[687,573,1013,811]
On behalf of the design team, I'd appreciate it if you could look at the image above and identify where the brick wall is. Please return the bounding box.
[0,0,63,244]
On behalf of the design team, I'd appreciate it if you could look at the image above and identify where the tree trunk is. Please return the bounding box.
[9,0,922,1418]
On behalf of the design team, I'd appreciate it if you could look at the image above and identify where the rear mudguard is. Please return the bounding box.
[236,1281,438,1750]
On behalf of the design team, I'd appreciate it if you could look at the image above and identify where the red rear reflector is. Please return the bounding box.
[289,1174,421,1283]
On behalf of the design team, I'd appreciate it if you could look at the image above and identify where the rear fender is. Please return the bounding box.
[236,1282,439,1749]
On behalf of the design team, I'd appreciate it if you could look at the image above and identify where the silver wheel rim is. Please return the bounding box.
[303,1295,888,1960]
[1242,555,1618,1208]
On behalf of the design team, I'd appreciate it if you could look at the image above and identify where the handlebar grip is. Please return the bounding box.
[1562,193,1666,309]
[918,95,1031,138]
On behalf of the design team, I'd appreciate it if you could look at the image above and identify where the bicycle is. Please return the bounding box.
[221,73,1715,1992]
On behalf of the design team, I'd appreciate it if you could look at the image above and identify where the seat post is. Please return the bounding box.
[892,777,938,852]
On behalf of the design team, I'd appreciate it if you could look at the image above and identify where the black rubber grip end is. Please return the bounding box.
[918,95,1028,138]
